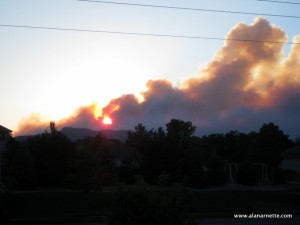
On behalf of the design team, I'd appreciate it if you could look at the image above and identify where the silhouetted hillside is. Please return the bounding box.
[60,127,129,142]
[15,127,130,142]
[15,135,35,142]
[101,129,129,142]
[60,127,98,141]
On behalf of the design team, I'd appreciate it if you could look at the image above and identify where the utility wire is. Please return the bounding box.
[1,24,299,45]
[256,0,300,5]
[77,0,300,19]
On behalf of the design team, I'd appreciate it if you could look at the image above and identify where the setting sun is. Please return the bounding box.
[102,117,112,125]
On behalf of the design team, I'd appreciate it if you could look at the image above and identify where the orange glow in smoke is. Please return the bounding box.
[102,116,112,125]
[92,104,102,120]
[112,105,120,111]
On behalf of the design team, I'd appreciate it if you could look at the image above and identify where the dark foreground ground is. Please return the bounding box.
[13,217,300,225]
[2,183,300,224]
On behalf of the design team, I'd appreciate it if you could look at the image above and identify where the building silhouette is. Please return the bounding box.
[0,125,12,190]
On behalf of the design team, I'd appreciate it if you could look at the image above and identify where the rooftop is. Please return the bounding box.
[0,125,12,133]
[282,146,300,160]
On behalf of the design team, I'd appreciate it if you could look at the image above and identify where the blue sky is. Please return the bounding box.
[1,0,300,136]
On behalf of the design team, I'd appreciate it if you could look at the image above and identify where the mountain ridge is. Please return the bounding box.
[60,127,130,142]
[15,127,130,142]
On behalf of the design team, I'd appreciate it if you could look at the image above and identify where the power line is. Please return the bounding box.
[77,0,300,19]
[1,24,299,45]
[256,0,300,5]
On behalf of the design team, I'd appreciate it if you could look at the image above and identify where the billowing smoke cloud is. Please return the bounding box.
[15,104,101,136]
[16,17,300,137]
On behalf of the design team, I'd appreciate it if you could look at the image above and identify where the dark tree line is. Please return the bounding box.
[6,122,117,190]
[126,120,293,187]
[4,120,296,190]
[126,119,197,185]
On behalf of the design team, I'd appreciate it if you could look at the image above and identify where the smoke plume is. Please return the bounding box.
[16,17,300,137]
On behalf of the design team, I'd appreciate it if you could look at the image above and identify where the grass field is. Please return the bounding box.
[4,185,300,222]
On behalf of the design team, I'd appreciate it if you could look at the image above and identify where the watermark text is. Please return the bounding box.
[234,213,293,219]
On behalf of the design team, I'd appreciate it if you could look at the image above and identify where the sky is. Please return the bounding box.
[1,0,300,138]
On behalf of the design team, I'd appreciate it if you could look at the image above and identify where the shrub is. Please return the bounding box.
[106,187,196,225]
[273,167,286,184]
[117,158,138,185]
[236,163,260,186]
[208,161,226,186]
[7,147,37,190]
[187,169,209,189]
[156,171,171,186]
[281,170,298,183]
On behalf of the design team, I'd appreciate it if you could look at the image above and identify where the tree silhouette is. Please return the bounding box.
[251,122,292,166]
[66,134,117,189]
[50,121,57,135]
[8,146,36,189]
[127,119,198,184]
[166,119,196,141]
[126,123,152,148]
[27,122,75,186]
